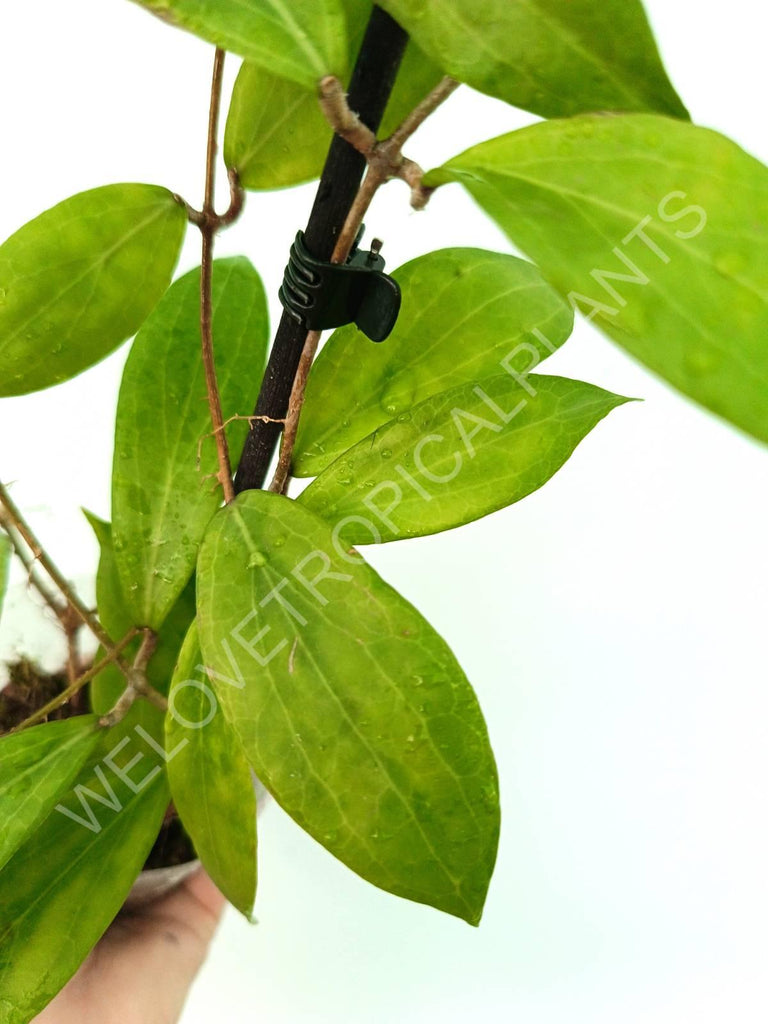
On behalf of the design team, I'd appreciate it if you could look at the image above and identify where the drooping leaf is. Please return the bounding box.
[378,0,687,119]
[0,533,10,621]
[426,116,768,445]
[166,622,257,918]
[131,0,347,87]
[295,248,574,476]
[0,705,169,1023]
[84,515,197,715]
[0,184,185,397]
[225,21,443,191]
[0,717,101,871]
[112,257,268,631]
[300,374,629,542]
[197,491,499,925]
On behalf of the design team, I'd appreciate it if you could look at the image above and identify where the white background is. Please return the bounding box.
[1,2,768,1022]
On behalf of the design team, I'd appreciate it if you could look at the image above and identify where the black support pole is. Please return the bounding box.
[234,6,409,493]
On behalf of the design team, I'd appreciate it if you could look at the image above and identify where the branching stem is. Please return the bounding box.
[0,481,114,653]
[10,629,139,733]
[267,74,460,495]
[99,630,167,727]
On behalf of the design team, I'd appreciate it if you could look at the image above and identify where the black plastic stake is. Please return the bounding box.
[234,6,409,493]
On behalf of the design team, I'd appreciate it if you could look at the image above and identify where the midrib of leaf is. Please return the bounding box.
[226,509,480,908]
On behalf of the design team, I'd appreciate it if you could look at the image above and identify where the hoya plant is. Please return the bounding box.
[0,1,766,1020]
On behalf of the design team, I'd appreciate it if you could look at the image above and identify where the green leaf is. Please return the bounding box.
[295,248,574,476]
[112,257,268,631]
[0,533,10,621]
[379,0,687,119]
[0,717,101,871]
[197,491,499,925]
[83,510,133,640]
[0,705,169,1023]
[166,622,257,918]
[426,115,768,445]
[224,18,443,191]
[132,0,347,87]
[300,374,629,541]
[0,184,186,397]
[85,514,196,715]
[225,66,331,191]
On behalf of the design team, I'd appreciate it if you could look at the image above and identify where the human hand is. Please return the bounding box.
[33,869,226,1024]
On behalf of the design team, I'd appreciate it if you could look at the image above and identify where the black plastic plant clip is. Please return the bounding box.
[278,227,401,343]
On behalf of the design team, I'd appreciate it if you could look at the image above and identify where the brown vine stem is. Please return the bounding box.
[10,629,139,733]
[99,630,165,727]
[0,481,114,653]
[0,510,83,682]
[267,74,460,495]
[0,481,168,719]
[198,47,236,505]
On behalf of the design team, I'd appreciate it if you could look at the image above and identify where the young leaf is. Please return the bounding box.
[295,249,573,476]
[166,622,257,918]
[378,0,687,119]
[85,514,196,714]
[225,34,442,191]
[0,533,10,620]
[197,491,499,925]
[0,705,169,1023]
[0,717,101,871]
[112,257,268,631]
[225,66,332,191]
[300,374,629,541]
[131,0,347,87]
[0,184,185,397]
[426,116,768,445]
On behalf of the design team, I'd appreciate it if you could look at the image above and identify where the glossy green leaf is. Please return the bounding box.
[224,26,442,191]
[132,0,347,87]
[301,374,629,542]
[225,67,329,191]
[85,513,196,714]
[426,115,768,445]
[0,533,10,620]
[0,705,169,1023]
[0,717,101,871]
[197,491,499,925]
[0,184,185,397]
[295,248,574,476]
[378,0,687,119]
[166,622,257,918]
[112,257,268,631]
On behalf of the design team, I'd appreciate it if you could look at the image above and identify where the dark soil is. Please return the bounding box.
[0,658,85,732]
[1,657,196,871]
